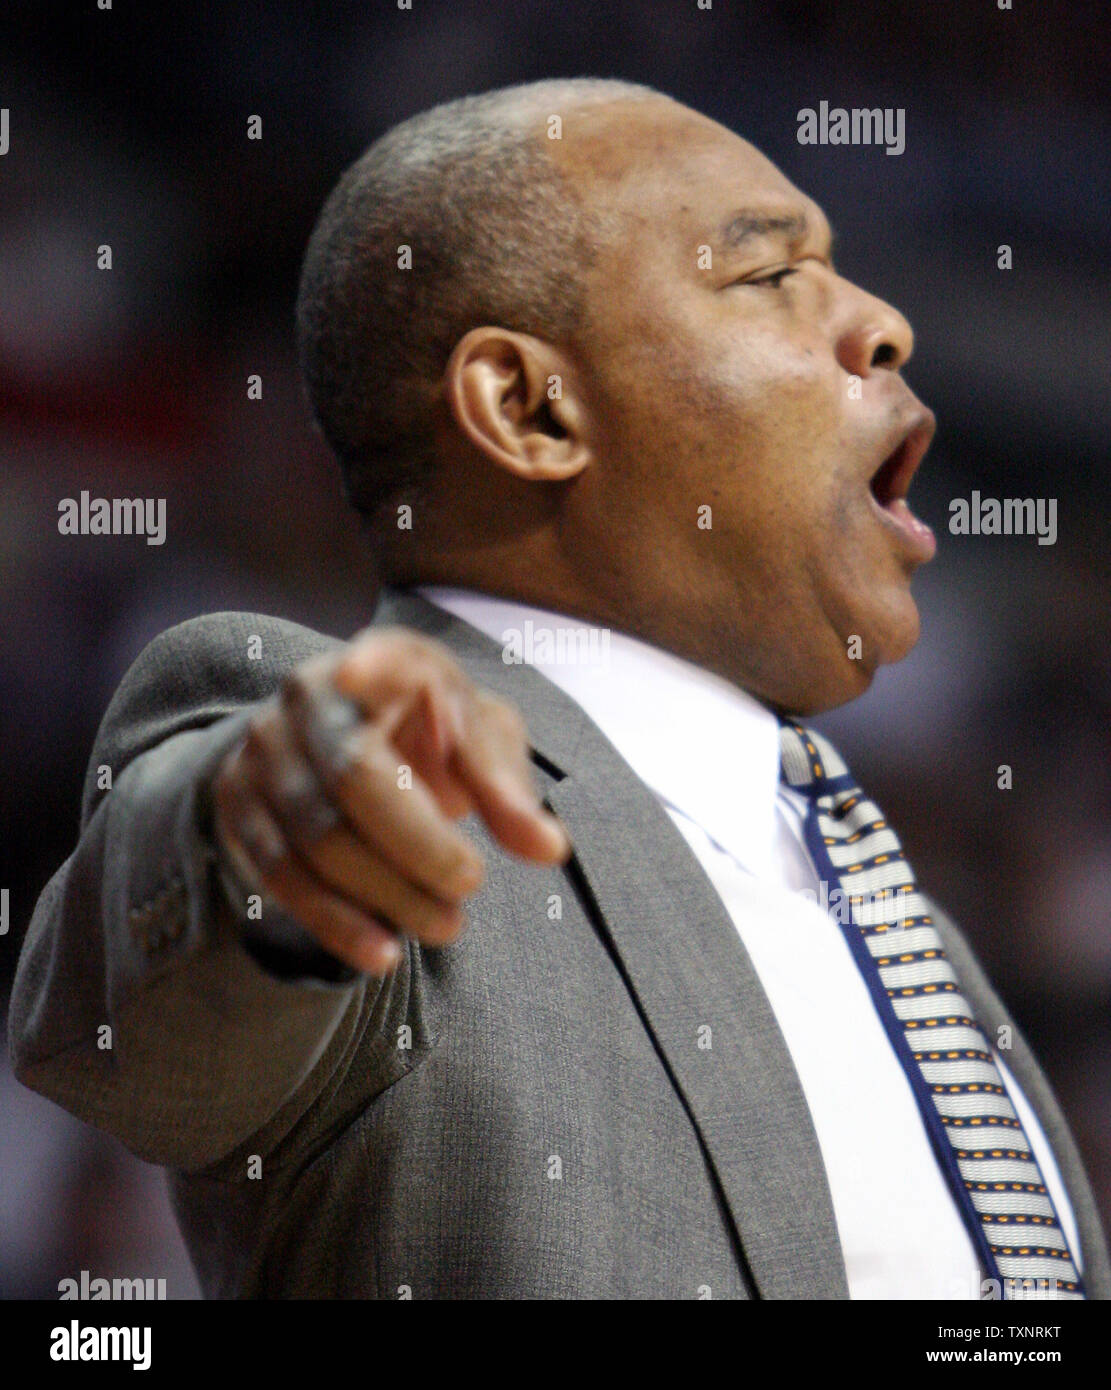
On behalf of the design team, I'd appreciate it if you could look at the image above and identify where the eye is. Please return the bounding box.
[744,266,798,289]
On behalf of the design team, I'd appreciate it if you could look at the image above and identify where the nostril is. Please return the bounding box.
[871,342,898,369]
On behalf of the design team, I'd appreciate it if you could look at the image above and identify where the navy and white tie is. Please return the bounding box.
[779,718,1084,1300]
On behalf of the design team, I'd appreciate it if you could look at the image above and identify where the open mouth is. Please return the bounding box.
[870,438,915,507]
[867,416,937,561]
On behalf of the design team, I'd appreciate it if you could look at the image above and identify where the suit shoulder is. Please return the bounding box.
[81,611,344,825]
[136,610,343,680]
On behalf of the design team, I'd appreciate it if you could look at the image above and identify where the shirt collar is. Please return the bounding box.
[417,585,784,876]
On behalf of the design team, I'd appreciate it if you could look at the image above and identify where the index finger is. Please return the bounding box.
[449,691,572,865]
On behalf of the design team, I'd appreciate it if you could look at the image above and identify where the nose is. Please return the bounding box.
[834,284,915,378]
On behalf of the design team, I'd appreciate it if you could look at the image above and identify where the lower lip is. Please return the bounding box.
[871,495,937,562]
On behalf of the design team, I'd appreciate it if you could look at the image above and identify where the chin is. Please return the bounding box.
[870,594,922,666]
[786,599,920,718]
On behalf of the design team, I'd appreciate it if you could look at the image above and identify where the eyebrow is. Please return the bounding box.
[718,209,834,255]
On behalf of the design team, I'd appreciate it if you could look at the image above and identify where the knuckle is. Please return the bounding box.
[305,911,351,954]
[254,858,291,902]
[437,841,483,895]
[345,626,409,668]
[422,907,465,945]
[269,752,314,806]
[322,750,361,808]
[389,629,457,678]
[280,784,341,842]
[487,694,528,740]
[212,787,246,849]
[396,887,451,938]
[303,695,365,781]
[278,666,304,701]
[237,811,288,877]
[242,717,277,765]
[212,756,238,805]
[281,657,327,705]
[312,907,381,966]
[350,727,394,781]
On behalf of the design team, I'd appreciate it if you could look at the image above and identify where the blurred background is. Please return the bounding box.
[1,0,1108,1299]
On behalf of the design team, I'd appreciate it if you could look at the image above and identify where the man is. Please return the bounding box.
[10,78,1109,1299]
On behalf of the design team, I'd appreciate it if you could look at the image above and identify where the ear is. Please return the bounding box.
[442,327,593,482]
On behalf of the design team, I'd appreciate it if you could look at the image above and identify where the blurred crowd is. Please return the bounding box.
[1,0,1108,1299]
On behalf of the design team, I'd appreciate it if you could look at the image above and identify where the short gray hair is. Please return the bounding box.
[295,77,662,525]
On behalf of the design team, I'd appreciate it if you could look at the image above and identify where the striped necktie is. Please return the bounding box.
[778,718,1084,1300]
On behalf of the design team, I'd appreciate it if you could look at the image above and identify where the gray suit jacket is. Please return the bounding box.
[9,589,1110,1298]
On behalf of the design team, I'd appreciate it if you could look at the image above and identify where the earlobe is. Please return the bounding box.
[443,327,592,483]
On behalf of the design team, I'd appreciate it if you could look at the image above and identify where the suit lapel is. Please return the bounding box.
[376,588,849,1298]
[547,767,849,1299]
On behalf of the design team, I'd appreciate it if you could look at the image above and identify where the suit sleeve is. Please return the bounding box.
[7,611,387,1174]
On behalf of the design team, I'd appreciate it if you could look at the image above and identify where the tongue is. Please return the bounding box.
[887,497,929,533]
[885,497,937,560]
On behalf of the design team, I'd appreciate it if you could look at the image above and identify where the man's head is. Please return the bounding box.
[297,79,936,716]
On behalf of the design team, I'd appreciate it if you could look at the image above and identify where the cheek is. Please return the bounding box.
[582,318,848,539]
[704,356,848,546]
[594,305,837,421]
[675,330,845,477]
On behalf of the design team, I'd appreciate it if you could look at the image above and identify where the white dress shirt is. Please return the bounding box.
[419,585,1082,1299]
